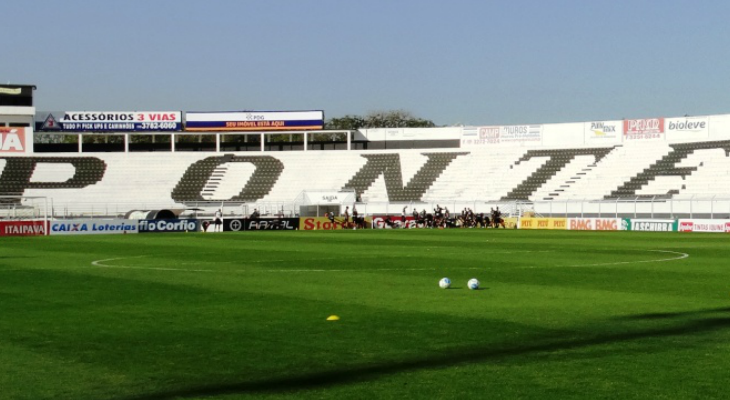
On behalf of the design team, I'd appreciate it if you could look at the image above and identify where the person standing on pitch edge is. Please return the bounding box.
[327,211,336,230]
[352,205,359,229]
[214,209,223,232]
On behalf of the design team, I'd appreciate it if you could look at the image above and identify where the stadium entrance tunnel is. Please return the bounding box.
[124,209,178,220]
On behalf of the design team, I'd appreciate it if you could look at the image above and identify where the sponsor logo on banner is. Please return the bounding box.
[518,218,567,230]
[500,125,542,143]
[568,218,620,231]
[51,219,138,235]
[667,117,707,132]
[477,126,500,144]
[0,221,47,236]
[222,218,299,231]
[372,215,417,229]
[678,219,730,233]
[585,121,620,140]
[623,219,677,232]
[247,218,298,230]
[679,221,694,232]
[624,118,665,140]
[666,116,709,140]
[0,128,26,153]
[299,217,372,230]
[41,114,61,130]
[41,111,182,132]
[226,219,244,232]
[462,125,541,146]
[139,219,199,233]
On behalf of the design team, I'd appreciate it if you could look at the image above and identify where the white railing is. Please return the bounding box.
[529,195,730,219]
[19,195,730,221]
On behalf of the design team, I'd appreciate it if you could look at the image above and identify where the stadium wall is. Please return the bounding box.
[460,113,730,149]
[4,112,730,219]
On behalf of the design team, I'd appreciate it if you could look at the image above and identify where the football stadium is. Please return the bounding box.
[1,85,730,399]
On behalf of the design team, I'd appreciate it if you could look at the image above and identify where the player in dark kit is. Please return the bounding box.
[493,207,506,229]
[213,209,223,232]
[324,212,336,230]
[383,215,397,229]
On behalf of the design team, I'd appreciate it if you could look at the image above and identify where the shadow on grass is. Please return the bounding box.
[124,310,730,400]
[614,306,730,320]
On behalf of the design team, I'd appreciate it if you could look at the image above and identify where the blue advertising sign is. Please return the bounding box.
[50,219,138,235]
[184,110,324,131]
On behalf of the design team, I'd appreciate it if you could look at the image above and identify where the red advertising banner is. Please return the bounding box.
[0,127,27,153]
[0,221,47,236]
[624,118,665,140]
[372,215,417,229]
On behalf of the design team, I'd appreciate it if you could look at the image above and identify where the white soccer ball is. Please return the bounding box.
[439,277,451,289]
[467,278,480,290]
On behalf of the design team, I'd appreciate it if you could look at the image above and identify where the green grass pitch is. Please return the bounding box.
[1,229,729,399]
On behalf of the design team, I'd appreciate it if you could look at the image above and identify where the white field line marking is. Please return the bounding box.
[423,249,554,254]
[173,251,554,266]
[90,257,436,273]
[89,250,689,274]
[565,250,689,268]
[92,257,214,272]
[517,250,690,269]
[260,268,436,273]
[177,256,382,266]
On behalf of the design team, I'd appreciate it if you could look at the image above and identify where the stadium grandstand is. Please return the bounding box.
[1,84,730,226]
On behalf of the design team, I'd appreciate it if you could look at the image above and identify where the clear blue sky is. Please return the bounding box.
[4,0,729,126]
